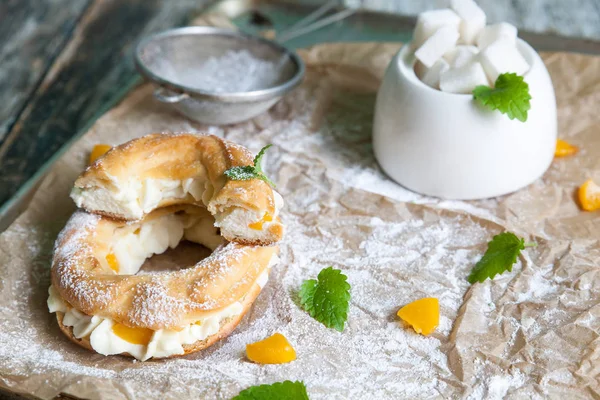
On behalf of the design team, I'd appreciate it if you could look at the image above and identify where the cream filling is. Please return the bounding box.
[102,211,224,275]
[72,177,284,236]
[214,190,284,238]
[71,177,205,220]
[47,259,276,361]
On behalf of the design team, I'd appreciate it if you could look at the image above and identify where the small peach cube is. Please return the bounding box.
[246,333,296,364]
[397,297,439,336]
[578,179,600,212]
[555,139,578,158]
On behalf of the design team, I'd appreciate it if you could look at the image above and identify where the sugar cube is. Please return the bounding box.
[415,26,460,68]
[444,45,479,68]
[440,61,489,94]
[479,39,529,83]
[412,9,461,49]
[450,0,486,45]
[416,59,450,89]
[477,22,518,49]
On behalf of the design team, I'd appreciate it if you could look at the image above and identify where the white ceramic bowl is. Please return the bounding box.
[373,39,557,200]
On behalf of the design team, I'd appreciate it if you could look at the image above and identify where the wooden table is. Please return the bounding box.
[0,0,215,213]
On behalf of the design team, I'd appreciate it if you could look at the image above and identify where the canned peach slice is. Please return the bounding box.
[555,139,578,158]
[246,333,296,364]
[578,179,600,211]
[397,297,439,336]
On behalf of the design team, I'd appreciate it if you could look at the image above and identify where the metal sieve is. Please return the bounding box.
[134,26,305,125]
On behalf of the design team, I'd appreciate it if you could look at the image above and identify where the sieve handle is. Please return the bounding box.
[154,87,189,103]
[276,1,359,43]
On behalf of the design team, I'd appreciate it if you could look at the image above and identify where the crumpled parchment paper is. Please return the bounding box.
[0,38,599,399]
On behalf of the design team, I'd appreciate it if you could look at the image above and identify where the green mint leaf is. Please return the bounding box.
[253,144,275,187]
[473,73,532,122]
[224,144,276,187]
[299,267,351,332]
[253,144,272,175]
[233,381,309,400]
[468,232,535,284]
[257,174,275,187]
[224,165,259,181]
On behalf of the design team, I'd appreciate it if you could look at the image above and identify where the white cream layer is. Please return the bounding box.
[71,177,205,220]
[103,211,224,275]
[71,177,284,226]
[214,190,284,240]
[48,261,275,361]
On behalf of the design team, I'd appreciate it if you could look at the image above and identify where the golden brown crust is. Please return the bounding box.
[55,279,263,359]
[72,133,283,246]
[54,133,284,358]
[229,223,285,246]
[51,208,278,330]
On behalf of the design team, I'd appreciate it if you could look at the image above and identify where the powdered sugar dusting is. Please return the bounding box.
[162,49,287,93]
[50,210,268,329]
[53,211,99,256]
[128,278,187,328]
[1,47,599,399]
[52,212,118,309]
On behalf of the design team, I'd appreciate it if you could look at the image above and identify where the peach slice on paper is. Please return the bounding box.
[579,179,600,211]
[397,297,439,336]
[246,333,296,364]
[555,139,578,158]
[89,144,112,164]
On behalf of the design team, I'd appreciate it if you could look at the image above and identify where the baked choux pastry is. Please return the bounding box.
[49,134,284,360]
[49,206,279,360]
[70,133,284,246]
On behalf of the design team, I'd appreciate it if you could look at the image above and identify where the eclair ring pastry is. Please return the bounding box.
[48,134,284,360]
[49,206,279,360]
[70,133,284,245]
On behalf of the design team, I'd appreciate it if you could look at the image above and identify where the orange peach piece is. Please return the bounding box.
[246,333,296,364]
[397,297,439,336]
[112,323,154,345]
[89,144,112,164]
[554,139,578,158]
[578,179,600,211]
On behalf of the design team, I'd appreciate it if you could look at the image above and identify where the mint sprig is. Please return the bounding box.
[300,267,351,332]
[468,232,536,284]
[473,73,532,122]
[224,144,275,187]
[233,380,309,400]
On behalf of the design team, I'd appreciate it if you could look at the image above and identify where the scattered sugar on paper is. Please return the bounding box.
[468,359,527,400]
[514,263,559,303]
[0,182,495,398]
[1,58,596,400]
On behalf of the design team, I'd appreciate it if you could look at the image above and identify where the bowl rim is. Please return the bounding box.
[134,26,305,103]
